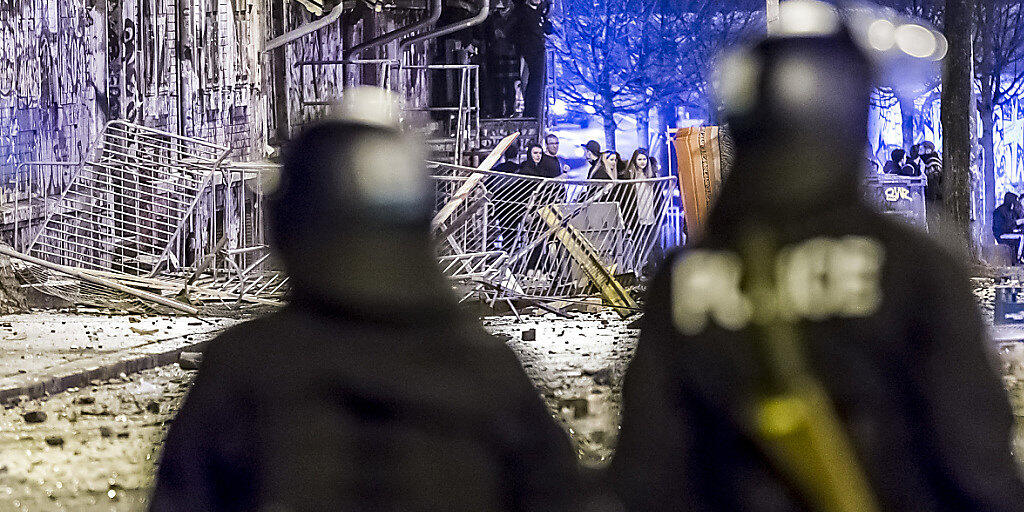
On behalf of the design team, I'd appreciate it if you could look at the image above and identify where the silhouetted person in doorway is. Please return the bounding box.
[509,0,552,117]
[611,4,1024,511]
[150,88,581,512]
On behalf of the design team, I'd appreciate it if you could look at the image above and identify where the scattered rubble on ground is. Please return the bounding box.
[484,309,639,466]
[0,365,194,511]
[2,272,1024,509]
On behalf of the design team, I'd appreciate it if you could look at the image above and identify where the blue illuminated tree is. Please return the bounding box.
[552,0,762,150]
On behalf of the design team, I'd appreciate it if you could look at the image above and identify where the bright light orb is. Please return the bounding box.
[867,19,896,51]
[929,30,948,61]
[777,0,840,36]
[894,23,937,59]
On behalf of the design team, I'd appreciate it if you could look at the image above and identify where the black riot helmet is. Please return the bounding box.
[269,88,430,240]
[267,88,450,315]
[712,0,945,215]
[713,0,876,212]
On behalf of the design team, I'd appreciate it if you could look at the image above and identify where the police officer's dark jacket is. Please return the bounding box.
[149,119,581,512]
[611,29,1024,512]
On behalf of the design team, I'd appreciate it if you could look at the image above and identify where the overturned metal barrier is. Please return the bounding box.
[27,121,229,276]
[431,162,678,307]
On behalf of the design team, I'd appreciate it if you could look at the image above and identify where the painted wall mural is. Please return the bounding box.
[0,0,275,182]
[870,87,1024,210]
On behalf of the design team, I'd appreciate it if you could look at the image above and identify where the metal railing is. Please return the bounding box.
[401,64,480,165]
[293,59,481,165]
[294,58,397,107]
[26,121,229,276]
[431,163,677,301]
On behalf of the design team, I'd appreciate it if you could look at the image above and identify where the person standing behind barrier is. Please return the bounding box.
[493,144,522,174]
[611,7,1024,512]
[582,140,602,177]
[491,145,525,254]
[149,88,581,512]
[539,134,569,178]
[590,150,619,180]
[508,0,552,118]
[625,148,663,270]
[519,143,546,177]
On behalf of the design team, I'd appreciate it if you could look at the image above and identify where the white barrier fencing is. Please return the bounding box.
[431,162,678,305]
[0,123,678,313]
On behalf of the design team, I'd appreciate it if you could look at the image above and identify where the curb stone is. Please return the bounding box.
[0,332,220,403]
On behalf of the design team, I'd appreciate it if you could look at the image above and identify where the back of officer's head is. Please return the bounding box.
[714,0,875,208]
[268,88,431,274]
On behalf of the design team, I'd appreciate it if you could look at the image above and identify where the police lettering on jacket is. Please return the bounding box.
[671,236,884,334]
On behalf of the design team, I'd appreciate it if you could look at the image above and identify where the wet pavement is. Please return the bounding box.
[0,365,192,511]
[2,285,1024,510]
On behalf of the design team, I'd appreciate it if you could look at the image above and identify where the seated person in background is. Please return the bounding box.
[993,191,1024,261]
[883,148,919,176]
[882,148,906,174]
[906,143,922,175]
[920,141,943,198]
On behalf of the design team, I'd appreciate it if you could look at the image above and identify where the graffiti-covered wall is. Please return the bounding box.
[870,86,1024,203]
[0,0,431,176]
[0,0,106,173]
[279,5,419,134]
[0,0,271,180]
[992,96,1024,199]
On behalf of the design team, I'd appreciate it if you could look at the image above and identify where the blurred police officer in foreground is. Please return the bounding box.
[150,88,580,512]
[611,2,1024,511]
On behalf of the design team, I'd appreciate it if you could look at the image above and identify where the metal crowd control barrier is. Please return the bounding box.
[863,174,928,231]
[189,161,288,305]
[26,121,229,276]
[431,162,677,303]
[5,162,80,252]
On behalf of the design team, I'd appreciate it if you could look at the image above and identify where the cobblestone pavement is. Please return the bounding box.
[0,365,193,511]
[3,288,1024,510]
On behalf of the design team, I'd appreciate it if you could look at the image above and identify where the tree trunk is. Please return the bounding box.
[602,90,617,151]
[657,101,678,176]
[941,0,977,258]
[978,3,997,244]
[899,94,916,150]
[636,107,650,150]
[979,92,996,243]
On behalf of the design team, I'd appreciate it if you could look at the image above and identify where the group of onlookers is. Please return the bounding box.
[882,141,944,200]
[581,139,661,181]
[492,135,662,181]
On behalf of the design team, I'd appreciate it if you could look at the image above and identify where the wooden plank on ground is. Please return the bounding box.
[536,206,638,318]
